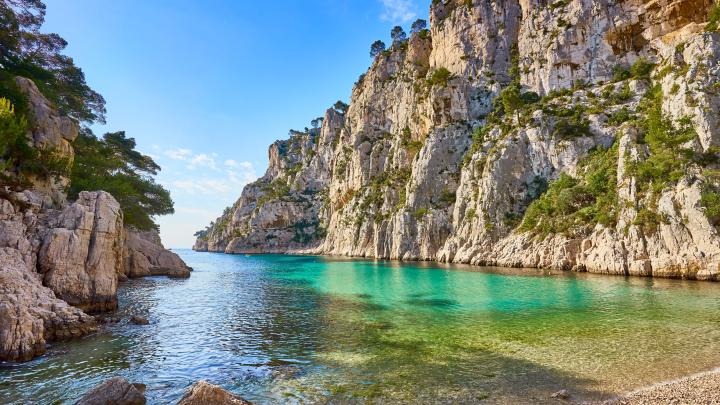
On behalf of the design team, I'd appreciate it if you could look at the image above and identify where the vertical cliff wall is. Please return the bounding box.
[196,0,720,280]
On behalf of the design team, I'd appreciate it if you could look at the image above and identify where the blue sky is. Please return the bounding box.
[43,0,430,247]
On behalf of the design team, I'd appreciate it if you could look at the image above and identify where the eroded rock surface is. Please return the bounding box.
[1,75,191,362]
[0,190,98,362]
[38,191,124,312]
[75,377,147,405]
[196,0,720,281]
[176,381,252,405]
[123,229,191,279]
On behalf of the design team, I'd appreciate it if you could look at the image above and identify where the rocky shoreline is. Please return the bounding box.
[195,0,720,282]
[610,368,720,404]
[0,77,192,363]
[75,378,252,405]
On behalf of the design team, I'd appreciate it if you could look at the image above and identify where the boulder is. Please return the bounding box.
[39,191,124,312]
[123,229,191,279]
[129,316,148,325]
[176,381,252,405]
[75,377,146,405]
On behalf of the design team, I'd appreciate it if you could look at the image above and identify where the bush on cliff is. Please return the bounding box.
[69,130,174,231]
[0,96,70,188]
[519,144,619,236]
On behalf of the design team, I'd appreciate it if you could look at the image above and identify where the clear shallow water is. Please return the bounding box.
[2,251,720,404]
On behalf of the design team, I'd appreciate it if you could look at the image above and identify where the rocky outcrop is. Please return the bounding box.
[75,377,147,405]
[14,77,78,207]
[123,229,191,279]
[201,109,343,254]
[39,191,124,312]
[177,381,252,405]
[197,0,720,280]
[0,75,192,362]
[0,191,98,362]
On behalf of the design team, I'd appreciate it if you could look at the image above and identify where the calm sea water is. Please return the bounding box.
[2,250,720,404]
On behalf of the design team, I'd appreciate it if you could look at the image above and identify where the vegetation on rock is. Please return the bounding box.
[69,131,174,231]
[520,144,619,236]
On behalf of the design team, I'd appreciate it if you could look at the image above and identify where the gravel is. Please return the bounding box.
[610,368,720,404]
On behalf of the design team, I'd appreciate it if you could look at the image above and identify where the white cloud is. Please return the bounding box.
[169,161,257,196]
[224,159,253,169]
[188,153,217,170]
[380,0,416,24]
[164,148,193,161]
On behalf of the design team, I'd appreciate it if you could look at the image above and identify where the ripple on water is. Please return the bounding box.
[2,251,720,404]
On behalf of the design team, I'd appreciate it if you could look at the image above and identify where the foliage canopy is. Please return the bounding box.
[69,131,174,230]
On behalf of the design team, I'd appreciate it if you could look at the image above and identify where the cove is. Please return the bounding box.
[3,250,720,404]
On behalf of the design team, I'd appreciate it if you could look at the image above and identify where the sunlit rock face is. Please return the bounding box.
[197,0,720,280]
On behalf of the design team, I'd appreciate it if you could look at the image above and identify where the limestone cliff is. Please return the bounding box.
[0,77,191,361]
[197,0,720,280]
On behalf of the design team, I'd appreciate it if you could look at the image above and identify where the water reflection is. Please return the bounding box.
[1,251,720,404]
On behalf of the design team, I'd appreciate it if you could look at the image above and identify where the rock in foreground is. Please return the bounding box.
[177,381,252,405]
[75,377,146,405]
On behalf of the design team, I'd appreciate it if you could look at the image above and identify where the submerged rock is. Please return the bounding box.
[129,316,149,325]
[177,381,252,405]
[75,377,146,405]
[551,389,570,400]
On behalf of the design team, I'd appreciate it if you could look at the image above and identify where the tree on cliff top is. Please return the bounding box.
[0,0,105,123]
[370,40,386,58]
[390,26,407,47]
[69,130,174,231]
[411,19,427,34]
[333,100,348,114]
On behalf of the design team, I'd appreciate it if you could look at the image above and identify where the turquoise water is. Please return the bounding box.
[2,251,720,403]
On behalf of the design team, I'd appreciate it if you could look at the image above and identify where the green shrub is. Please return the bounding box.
[630,58,655,80]
[427,68,454,87]
[701,185,720,225]
[630,86,696,195]
[607,107,634,126]
[612,65,631,82]
[258,179,291,207]
[519,144,619,236]
[411,208,429,220]
[707,4,720,32]
[550,105,592,140]
[401,127,425,156]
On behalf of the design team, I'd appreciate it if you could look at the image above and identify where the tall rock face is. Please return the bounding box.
[197,0,720,280]
[198,108,343,254]
[39,191,124,312]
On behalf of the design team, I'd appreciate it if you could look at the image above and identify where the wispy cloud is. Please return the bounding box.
[379,0,416,24]
[165,148,192,161]
[188,153,217,170]
[164,148,223,170]
[169,159,257,196]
